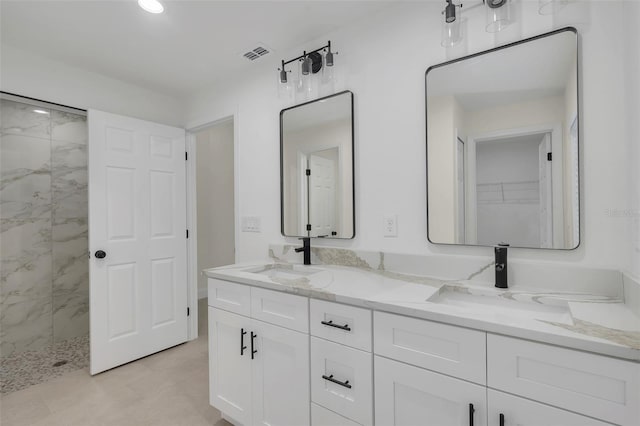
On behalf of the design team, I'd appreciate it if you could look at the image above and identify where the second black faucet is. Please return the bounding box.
[295,237,311,265]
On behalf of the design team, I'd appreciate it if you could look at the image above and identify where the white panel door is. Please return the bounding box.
[375,356,487,426]
[488,390,610,426]
[309,154,336,237]
[251,318,310,426]
[89,110,187,374]
[209,308,253,425]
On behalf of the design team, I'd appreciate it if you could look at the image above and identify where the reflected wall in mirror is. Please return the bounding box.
[426,28,579,249]
[281,91,355,239]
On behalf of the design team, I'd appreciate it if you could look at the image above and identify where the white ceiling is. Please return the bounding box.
[1,0,398,98]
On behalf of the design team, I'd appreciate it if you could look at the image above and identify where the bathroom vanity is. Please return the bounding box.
[206,246,640,426]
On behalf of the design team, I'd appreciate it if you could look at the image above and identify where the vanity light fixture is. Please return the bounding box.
[138,0,164,14]
[441,0,464,47]
[439,0,513,47]
[484,0,511,33]
[278,41,335,85]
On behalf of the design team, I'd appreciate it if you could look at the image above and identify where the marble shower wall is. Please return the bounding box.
[0,99,88,357]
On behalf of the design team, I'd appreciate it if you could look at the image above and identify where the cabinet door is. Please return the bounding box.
[209,307,253,425]
[375,356,487,426]
[251,318,310,426]
[488,390,611,426]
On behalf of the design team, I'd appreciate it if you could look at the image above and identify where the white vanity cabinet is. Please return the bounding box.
[375,355,487,426]
[374,311,639,426]
[208,277,640,426]
[208,279,310,426]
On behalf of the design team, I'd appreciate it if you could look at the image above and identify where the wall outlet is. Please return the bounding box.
[383,215,397,237]
[241,216,261,233]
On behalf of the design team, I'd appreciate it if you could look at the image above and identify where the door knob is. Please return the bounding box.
[95,250,107,259]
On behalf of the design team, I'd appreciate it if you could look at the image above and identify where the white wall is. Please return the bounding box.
[0,45,185,126]
[195,121,236,294]
[185,1,634,271]
[623,1,640,278]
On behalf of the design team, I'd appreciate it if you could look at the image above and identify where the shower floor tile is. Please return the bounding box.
[0,335,89,394]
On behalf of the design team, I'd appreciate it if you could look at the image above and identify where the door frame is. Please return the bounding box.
[185,112,239,340]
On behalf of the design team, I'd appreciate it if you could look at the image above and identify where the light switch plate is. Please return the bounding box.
[383,215,397,237]
[241,216,261,233]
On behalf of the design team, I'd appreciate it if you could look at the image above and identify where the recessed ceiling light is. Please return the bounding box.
[138,0,164,14]
[33,109,49,114]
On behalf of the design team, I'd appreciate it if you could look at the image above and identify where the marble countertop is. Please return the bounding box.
[205,258,640,362]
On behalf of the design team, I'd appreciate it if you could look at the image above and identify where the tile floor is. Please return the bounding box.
[0,299,229,426]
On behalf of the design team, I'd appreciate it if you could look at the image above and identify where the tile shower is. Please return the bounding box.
[0,97,89,392]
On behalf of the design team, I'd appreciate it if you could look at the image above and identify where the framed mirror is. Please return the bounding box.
[280,91,355,239]
[426,27,579,249]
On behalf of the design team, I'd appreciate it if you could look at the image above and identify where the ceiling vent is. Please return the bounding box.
[242,44,271,61]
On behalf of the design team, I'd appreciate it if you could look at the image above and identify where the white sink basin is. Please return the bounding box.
[245,264,322,281]
[428,285,573,324]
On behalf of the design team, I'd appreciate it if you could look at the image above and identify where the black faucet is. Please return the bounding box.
[494,243,509,289]
[295,237,311,265]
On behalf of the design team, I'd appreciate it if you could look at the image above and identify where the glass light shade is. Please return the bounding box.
[441,19,463,47]
[277,71,293,100]
[485,0,511,33]
[319,51,336,96]
[538,0,568,15]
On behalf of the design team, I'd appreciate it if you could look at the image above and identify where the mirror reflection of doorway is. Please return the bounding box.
[307,148,339,237]
[474,132,553,248]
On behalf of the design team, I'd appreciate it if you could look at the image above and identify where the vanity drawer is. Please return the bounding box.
[312,403,361,426]
[310,300,372,352]
[208,278,250,316]
[374,311,486,385]
[250,287,309,333]
[487,334,640,426]
[311,337,373,425]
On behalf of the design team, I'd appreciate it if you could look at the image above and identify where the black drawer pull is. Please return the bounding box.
[320,320,351,331]
[240,328,247,356]
[499,413,505,426]
[469,403,475,426]
[251,331,257,359]
[322,374,352,389]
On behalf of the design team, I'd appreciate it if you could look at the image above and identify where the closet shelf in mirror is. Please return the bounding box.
[477,181,539,204]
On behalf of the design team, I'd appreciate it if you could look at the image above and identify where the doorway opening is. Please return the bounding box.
[474,132,552,248]
[187,118,236,336]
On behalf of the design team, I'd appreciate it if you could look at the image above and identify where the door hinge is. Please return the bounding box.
[185,152,188,160]
[186,229,189,238]
[547,152,552,161]
[306,224,312,231]
[306,169,311,176]
[187,307,190,316]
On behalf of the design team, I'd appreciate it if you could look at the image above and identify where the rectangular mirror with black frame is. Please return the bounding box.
[426,27,579,250]
[280,90,355,239]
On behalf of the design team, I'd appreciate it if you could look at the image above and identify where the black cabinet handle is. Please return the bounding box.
[469,403,475,426]
[240,328,247,356]
[94,250,106,259]
[499,413,505,426]
[320,320,351,331]
[322,374,352,389]
[251,332,257,359]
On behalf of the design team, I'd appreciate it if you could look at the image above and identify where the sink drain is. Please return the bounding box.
[52,360,68,367]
